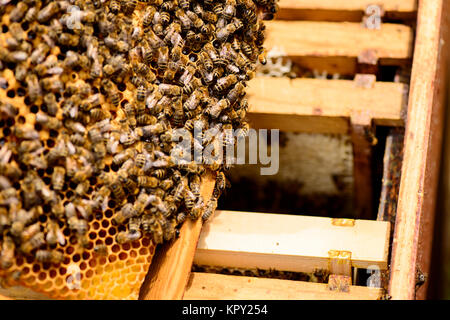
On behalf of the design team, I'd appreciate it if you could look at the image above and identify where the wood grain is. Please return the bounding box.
[194,211,390,273]
[276,0,417,21]
[184,272,384,300]
[264,21,414,68]
[139,173,216,300]
[389,0,450,300]
[246,77,408,133]
[277,0,417,11]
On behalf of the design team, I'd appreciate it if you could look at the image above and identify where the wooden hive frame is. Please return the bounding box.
[1,0,448,300]
[139,0,450,300]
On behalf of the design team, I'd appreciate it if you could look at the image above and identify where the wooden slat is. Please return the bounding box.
[139,173,216,300]
[264,21,414,74]
[184,272,384,300]
[246,77,408,133]
[389,0,450,300]
[194,211,390,273]
[0,287,51,300]
[276,0,417,21]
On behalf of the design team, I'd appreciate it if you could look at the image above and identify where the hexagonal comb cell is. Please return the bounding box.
[0,1,277,299]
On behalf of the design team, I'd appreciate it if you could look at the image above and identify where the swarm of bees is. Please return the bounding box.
[0,0,277,299]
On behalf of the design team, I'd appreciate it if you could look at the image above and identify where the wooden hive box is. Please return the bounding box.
[1,0,449,300]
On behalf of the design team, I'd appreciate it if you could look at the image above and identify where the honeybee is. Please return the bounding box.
[118,170,138,194]
[116,230,142,244]
[128,217,141,234]
[207,99,230,118]
[51,166,65,191]
[217,19,243,42]
[137,85,147,102]
[159,178,173,190]
[141,215,163,244]
[173,181,186,203]
[183,77,202,95]
[20,232,45,254]
[24,6,38,23]
[198,51,214,72]
[214,74,238,92]
[172,97,184,127]
[0,236,15,269]
[18,222,41,243]
[137,176,159,188]
[51,198,65,220]
[109,0,121,13]
[157,46,169,70]
[223,0,237,20]
[143,6,157,28]
[25,74,41,103]
[199,67,214,85]
[37,2,61,23]
[123,0,137,15]
[58,33,80,47]
[202,197,218,221]
[35,250,64,264]
[159,83,182,96]
[113,148,135,166]
[68,215,88,235]
[102,79,121,107]
[46,220,66,247]
[176,212,187,224]
[0,207,10,234]
[75,180,90,197]
[109,177,126,202]
[190,174,201,198]
[236,122,250,138]
[184,189,196,211]
[176,9,192,30]
[162,218,177,241]
[189,198,204,220]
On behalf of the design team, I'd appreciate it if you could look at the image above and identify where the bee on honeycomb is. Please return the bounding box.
[0,0,278,299]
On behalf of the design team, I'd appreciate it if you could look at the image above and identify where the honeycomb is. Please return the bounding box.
[0,0,277,299]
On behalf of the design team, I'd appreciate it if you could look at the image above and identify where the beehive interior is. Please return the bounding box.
[0,0,276,299]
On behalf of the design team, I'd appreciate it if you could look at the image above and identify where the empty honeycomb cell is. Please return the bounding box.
[59,267,67,276]
[118,253,127,261]
[38,272,46,282]
[49,270,57,279]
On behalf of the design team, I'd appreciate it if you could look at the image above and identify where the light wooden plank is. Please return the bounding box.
[276,0,417,21]
[265,21,413,61]
[0,287,52,300]
[246,77,408,133]
[139,173,216,300]
[264,21,413,74]
[389,0,450,300]
[194,211,390,273]
[278,0,417,12]
[184,272,384,300]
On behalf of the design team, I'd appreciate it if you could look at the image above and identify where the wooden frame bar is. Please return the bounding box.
[264,21,414,74]
[389,0,450,300]
[184,272,384,300]
[139,173,216,300]
[276,0,417,21]
[247,77,408,134]
[194,211,390,273]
